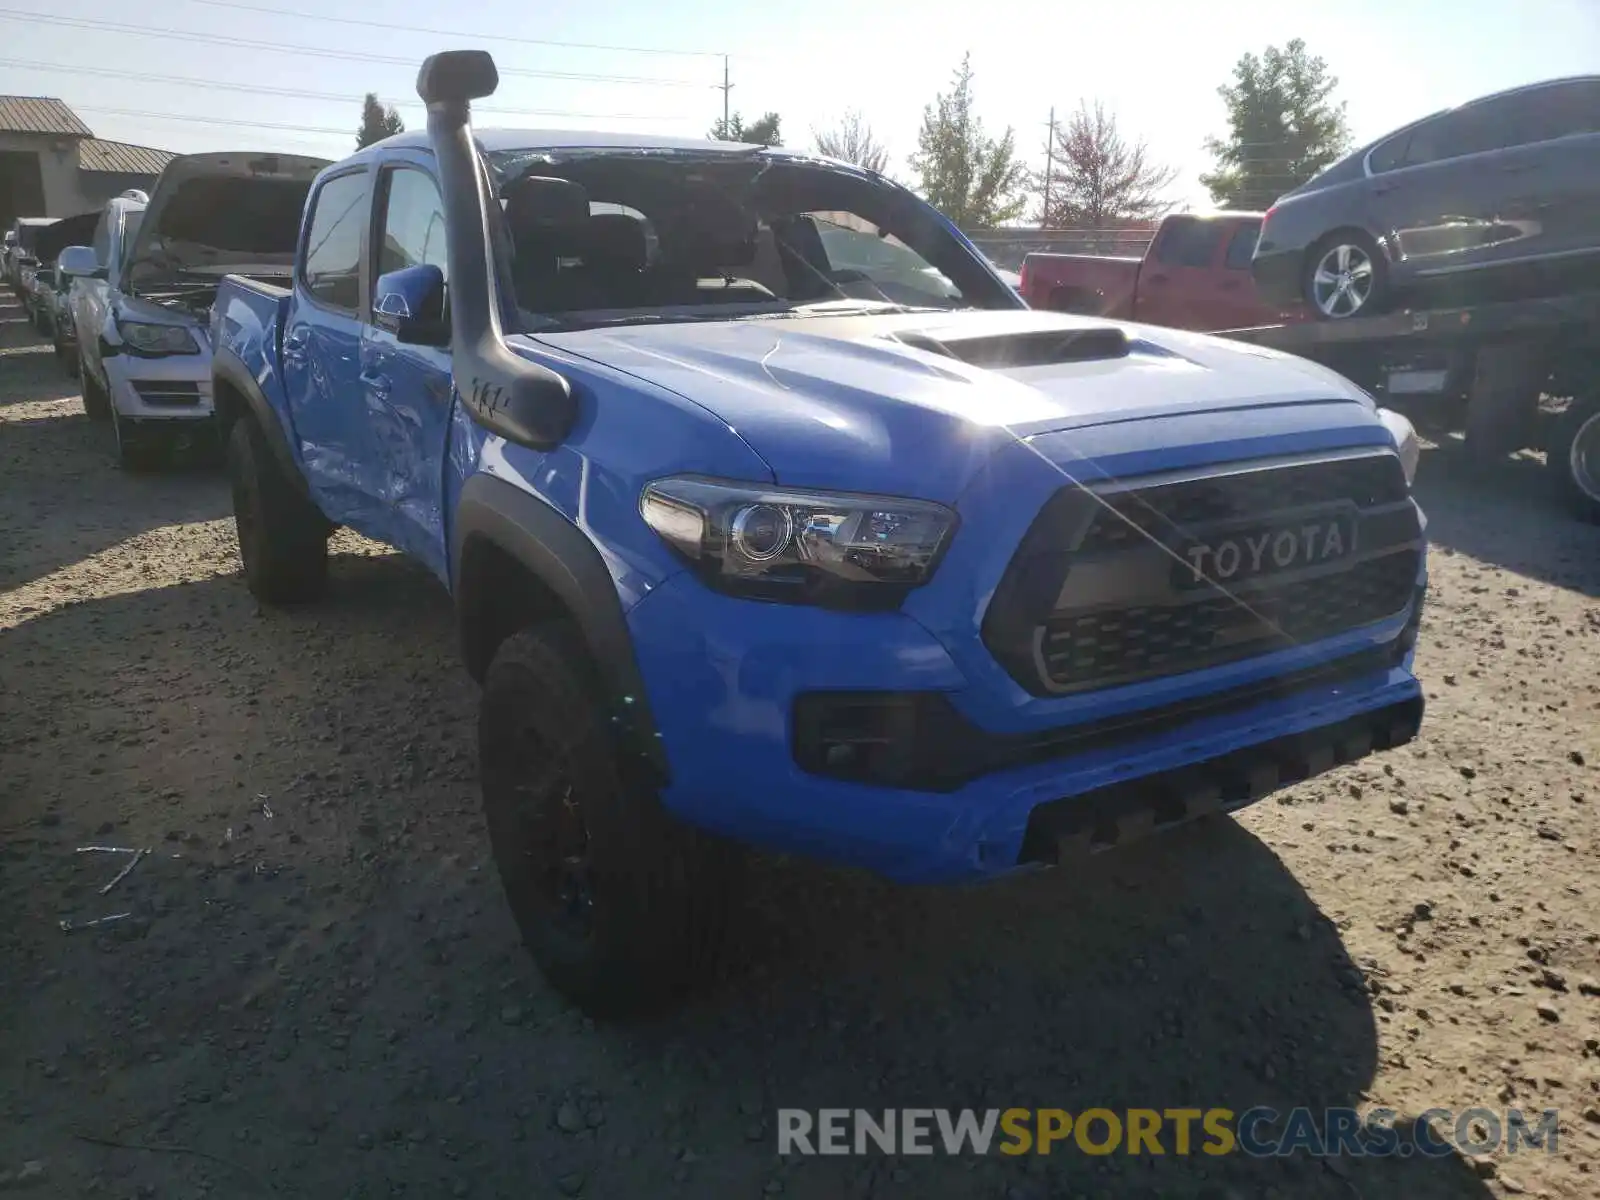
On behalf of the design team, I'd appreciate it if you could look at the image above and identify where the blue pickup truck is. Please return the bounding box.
[211,51,1429,1013]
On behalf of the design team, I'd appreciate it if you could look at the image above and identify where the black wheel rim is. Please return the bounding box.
[496,716,596,942]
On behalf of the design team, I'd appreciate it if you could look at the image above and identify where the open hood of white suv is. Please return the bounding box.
[124,151,330,290]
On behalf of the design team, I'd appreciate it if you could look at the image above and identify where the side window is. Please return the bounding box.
[1153,219,1225,268]
[90,213,110,267]
[1223,222,1261,270]
[374,166,448,286]
[1406,98,1518,165]
[1367,129,1412,174]
[1510,80,1600,145]
[301,170,369,312]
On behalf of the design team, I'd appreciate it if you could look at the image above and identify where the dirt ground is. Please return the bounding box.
[2,291,1598,1200]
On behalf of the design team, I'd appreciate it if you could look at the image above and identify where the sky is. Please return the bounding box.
[4,0,1598,211]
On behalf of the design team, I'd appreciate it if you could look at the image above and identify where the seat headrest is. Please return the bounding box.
[586,214,648,271]
[504,175,590,241]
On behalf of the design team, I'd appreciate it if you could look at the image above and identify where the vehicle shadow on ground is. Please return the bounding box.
[0,406,230,593]
[1410,442,1600,599]
[0,342,84,406]
[1,558,1495,1200]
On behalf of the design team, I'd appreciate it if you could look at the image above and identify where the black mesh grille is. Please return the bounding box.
[1038,550,1420,691]
[981,451,1423,696]
[1079,453,1408,554]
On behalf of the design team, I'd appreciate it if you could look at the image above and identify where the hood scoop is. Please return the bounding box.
[885,324,1130,369]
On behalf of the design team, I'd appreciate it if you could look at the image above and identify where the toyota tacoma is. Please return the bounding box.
[210,50,1429,1014]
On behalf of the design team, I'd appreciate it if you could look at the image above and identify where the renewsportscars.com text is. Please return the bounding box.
[777,1107,1560,1158]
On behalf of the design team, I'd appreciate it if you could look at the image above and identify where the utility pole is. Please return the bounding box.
[718,54,732,133]
[1041,107,1056,229]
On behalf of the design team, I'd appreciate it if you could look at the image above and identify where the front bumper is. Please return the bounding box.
[628,568,1425,885]
[105,344,215,423]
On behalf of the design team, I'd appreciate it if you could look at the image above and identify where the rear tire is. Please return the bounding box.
[1550,391,1600,524]
[1464,342,1544,465]
[227,416,330,603]
[1303,231,1389,320]
[479,623,742,1017]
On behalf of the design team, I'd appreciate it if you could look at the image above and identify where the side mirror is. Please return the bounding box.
[58,245,103,280]
[374,263,450,347]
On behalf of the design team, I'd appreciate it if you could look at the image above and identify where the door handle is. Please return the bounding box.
[1146,273,1169,284]
[1371,181,1399,195]
[1218,279,1242,291]
[1502,162,1538,173]
[282,328,309,366]
[359,369,392,400]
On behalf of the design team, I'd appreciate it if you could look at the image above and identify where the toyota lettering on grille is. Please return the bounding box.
[1173,514,1357,590]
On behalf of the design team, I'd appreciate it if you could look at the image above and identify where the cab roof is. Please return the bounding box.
[362,128,767,157]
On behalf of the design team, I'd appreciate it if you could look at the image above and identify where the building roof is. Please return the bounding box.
[78,137,176,176]
[0,95,93,138]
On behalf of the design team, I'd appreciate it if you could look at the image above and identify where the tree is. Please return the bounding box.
[709,112,782,147]
[813,110,889,174]
[1200,38,1351,209]
[356,92,405,150]
[1040,101,1176,229]
[909,53,1027,229]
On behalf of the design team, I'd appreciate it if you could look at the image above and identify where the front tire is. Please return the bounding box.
[79,354,110,421]
[1550,392,1600,524]
[1304,232,1389,320]
[480,624,742,1017]
[227,417,330,603]
[111,408,167,472]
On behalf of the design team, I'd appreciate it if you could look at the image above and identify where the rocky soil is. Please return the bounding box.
[2,293,1598,1199]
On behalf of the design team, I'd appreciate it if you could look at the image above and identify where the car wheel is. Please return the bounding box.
[1303,233,1388,320]
[480,623,743,1017]
[79,355,111,422]
[227,417,330,603]
[1550,392,1600,524]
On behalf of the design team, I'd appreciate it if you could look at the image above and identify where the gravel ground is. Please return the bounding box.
[2,292,1599,1200]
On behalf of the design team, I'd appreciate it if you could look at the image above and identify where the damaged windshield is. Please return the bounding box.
[485,149,1020,328]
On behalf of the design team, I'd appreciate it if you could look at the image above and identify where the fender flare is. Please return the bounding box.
[452,473,668,782]
[211,347,313,502]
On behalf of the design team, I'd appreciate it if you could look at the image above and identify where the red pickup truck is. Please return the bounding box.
[1018,212,1308,331]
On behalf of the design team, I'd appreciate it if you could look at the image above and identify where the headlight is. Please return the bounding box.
[1377,407,1420,487]
[640,476,957,608]
[118,319,199,355]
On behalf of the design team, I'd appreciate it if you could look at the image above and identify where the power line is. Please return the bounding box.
[0,9,710,86]
[74,105,694,138]
[178,0,725,58]
[0,57,693,121]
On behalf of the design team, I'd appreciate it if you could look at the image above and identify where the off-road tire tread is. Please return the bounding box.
[228,416,329,603]
[480,623,740,1017]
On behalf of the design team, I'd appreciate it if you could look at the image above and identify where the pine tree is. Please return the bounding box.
[909,54,1027,229]
[357,93,406,150]
[1200,39,1351,209]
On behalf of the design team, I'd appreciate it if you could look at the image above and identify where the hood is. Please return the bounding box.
[35,211,99,265]
[529,309,1376,499]
[125,151,330,289]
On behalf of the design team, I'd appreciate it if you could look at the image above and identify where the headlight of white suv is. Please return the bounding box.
[1377,407,1420,487]
[640,477,957,608]
[118,320,199,355]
